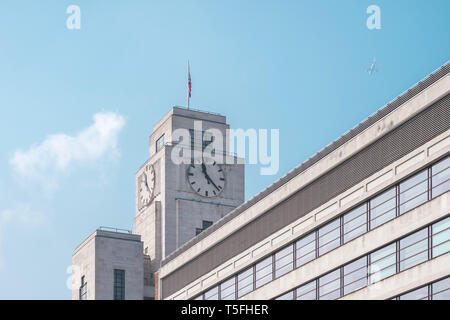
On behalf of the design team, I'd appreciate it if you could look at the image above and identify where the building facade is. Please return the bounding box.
[72,62,450,300]
[158,62,450,300]
[72,228,144,300]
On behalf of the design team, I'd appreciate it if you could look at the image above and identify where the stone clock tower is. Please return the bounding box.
[134,107,245,297]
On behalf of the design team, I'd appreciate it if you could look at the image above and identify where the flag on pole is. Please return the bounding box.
[187,61,192,109]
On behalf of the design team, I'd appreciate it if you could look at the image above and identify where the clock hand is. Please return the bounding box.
[205,174,221,192]
[143,173,149,189]
[200,163,210,184]
[201,163,221,191]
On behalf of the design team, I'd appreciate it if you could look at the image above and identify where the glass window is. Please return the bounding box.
[399,228,428,271]
[431,156,450,198]
[189,129,213,152]
[255,256,273,289]
[204,286,219,300]
[275,290,294,300]
[398,286,429,300]
[318,218,341,256]
[343,257,367,296]
[196,220,213,236]
[220,277,236,300]
[113,269,125,300]
[370,187,396,229]
[193,295,203,300]
[203,131,214,151]
[432,217,450,258]
[432,277,450,300]
[343,204,367,243]
[399,170,428,215]
[189,129,197,149]
[274,245,293,278]
[295,232,316,267]
[296,280,317,300]
[369,243,396,284]
[156,134,165,152]
[202,220,213,230]
[318,269,341,300]
[237,267,254,298]
[79,276,87,300]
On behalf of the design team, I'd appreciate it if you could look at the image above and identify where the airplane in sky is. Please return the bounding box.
[366,57,379,75]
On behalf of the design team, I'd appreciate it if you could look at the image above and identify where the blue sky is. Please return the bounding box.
[0,0,448,299]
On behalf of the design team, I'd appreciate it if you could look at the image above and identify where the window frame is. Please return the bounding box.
[113,269,126,300]
[79,275,87,300]
[156,134,165,153]
[274,244,294,278]
[237,267,254,298]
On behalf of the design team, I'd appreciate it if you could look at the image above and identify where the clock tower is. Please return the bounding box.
[134,107,245,298]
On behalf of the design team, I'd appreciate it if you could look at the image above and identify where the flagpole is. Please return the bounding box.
[187,60,190,110]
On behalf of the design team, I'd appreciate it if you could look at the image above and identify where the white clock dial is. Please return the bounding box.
[187,160,225,198]
[139,164,155,209]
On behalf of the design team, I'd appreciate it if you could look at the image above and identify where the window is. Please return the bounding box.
[202,220,213,230]
[399,228,428,271]
[394,277,450,300]
[204,286,219,300]
[237,267,254,298]
[196,220,213,236]
[275,290,294,300]
[432,277,450,300]
[431,156,450,198]
[220,277,236,300]
[113,269,125,300]
[271,218,447,303]
[318,218,340,256]
[398,286,429,300]
[156,134,165,153]
[189,130,214,154]
[432,217,450,258]
[343,204,367,243]
[203,131,214,149]
[274,245,293,278]
[343,257,367,296]
[399,170,428,215]
[370,187,396,229]
[318,269,341,300]
[255,256,273,289]
[295,232,316,267]
[296,280,317,300]
[369,243,396,284]
[79,276,87,300]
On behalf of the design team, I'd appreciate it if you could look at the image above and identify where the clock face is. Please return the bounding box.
[139,164,155,209]
[187,160,225,198]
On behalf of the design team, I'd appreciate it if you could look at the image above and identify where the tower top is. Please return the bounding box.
[151,106,226,134]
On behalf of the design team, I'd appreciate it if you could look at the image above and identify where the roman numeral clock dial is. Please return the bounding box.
[187,160,225,198]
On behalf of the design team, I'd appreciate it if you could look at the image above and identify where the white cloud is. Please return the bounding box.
[9,111,125,187]
[0,204,47,228]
